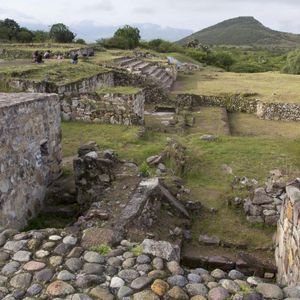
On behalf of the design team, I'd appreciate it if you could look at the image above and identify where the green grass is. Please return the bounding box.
[90,49,134,65]
[0,43,87,59]
[61,121,166,163]
[62,120,300,249]
[173,68,300,104]
[97,86,141,94]
[0,61,109,85]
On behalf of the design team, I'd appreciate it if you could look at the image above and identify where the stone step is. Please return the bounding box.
[157,71,168,81]
[135,62,151,71]
[125,60,144,69]
[161,73,171,83]
[143,65,159,75]
[164,77,174,89]
[113,56,132,64]
[119,57,137,67]
[151,68,164,79]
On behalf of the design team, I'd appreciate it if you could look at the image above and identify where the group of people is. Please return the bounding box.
[32,50,79,64]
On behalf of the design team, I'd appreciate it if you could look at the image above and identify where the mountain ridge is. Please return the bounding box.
[178,16,300,47]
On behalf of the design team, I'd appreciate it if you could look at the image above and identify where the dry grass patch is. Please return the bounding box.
[173,69,300,104]
[229,113,300,138]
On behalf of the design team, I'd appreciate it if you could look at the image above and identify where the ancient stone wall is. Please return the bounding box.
[176,94,300,121]
[61,90,145,125]
[176,94,258,114]
[113,71,169,104]
[8,71,114,97]
[275,180,300,286]
[257,102,300,121]
[0,93,61,229]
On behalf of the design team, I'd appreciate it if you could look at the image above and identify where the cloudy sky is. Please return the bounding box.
[1,0,300,33]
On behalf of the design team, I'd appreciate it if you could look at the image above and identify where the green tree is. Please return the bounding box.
[75,38,86,45]
[33,30,49,42]
[49,23,75,43]
[0,18,20,40]
[282,49,300,75]
[17,29,34,43]
[113,25,140,49]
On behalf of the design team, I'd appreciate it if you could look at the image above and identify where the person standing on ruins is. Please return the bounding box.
[71,53,79,64]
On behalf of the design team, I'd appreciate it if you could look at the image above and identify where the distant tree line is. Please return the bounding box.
[0,18,84,44]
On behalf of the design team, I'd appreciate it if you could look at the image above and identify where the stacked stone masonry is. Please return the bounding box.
[243,170,287,226]
[276,179,300,286]
[62,90,145,126]
[176,94,300,121]
[0,93,62,229]
[9,72,114,97]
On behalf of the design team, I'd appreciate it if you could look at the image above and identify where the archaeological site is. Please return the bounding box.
[0,10,300,300]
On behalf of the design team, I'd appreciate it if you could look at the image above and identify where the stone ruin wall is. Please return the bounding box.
[275,181,300,286]
[0,93,62,229]
[61,90,145,126]
[113,71,170,104]
[8,71,114,96]
[176,94,300,121]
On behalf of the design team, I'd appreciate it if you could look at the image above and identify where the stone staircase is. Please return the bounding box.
[113,56,176,90]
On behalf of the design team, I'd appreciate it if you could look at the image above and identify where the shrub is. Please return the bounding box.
[130,245,143,256]
[99,36,131,49]
[139,161,150,177]
[76,38,86,45]
[282,49,300,74]
[142,39,184,53]
[90,244,112,255]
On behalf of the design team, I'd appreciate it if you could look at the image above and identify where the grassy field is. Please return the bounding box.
[62,119,300,250]
[0,60,109,85]
[173,68,300,104]
[229,112,300,138]
[0,43,87,59]
[90,50,132,65]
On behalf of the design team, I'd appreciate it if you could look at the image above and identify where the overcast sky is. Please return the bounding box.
[1,0,300,33]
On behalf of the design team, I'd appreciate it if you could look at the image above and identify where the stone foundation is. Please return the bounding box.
[176,94,300,121]
[275,179,300,286]
[9,71,114,96]
[62,89,145,126]
[0,93,61,229]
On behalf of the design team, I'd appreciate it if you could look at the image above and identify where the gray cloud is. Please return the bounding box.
[83,0,114,12]
[0,0,300,34]
[133,7,155,15]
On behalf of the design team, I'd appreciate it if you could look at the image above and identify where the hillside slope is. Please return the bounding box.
[178,17,300,47]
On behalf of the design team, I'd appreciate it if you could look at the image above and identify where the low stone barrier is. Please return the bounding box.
[257,101,300,121]
[275,179,300,286]
[176,93,300,121]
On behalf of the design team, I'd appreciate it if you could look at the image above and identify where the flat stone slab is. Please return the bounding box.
[81,228,114,248]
